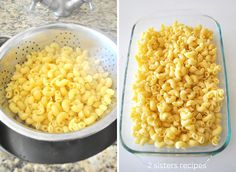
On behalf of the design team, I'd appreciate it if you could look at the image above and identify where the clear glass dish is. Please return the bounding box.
[120,13,231,155]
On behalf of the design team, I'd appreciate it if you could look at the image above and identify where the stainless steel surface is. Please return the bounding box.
[0,120,117,164]
[0,23,117,163]
[30,0,93,17]
[0,23,117,141]
[0,36,10,154]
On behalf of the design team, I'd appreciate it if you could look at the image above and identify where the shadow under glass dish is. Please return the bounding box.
[120,14,230,155]
[0,23,117,163]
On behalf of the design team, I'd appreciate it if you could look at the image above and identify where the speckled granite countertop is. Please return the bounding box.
[0,0,116,39]
[0,0,117,171]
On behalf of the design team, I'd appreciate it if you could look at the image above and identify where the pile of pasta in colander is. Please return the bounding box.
[131,22,224,149]
[5,43,115,133]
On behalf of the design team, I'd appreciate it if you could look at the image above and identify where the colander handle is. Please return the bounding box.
[0,36,10,47]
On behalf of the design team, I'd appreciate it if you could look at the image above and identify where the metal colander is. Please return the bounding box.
[0,23,117,141]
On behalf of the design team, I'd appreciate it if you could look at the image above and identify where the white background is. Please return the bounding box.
[118,0,236,171]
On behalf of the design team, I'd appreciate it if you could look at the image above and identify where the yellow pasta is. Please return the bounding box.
[131,22,224,149]
[5,43,115,133]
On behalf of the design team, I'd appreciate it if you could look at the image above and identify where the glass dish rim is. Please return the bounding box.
[120,14,231,155]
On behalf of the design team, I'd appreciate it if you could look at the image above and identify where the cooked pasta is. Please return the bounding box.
[6,43,115,133]
[131,21,224,148]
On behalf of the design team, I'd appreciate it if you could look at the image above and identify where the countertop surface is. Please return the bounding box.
[119,0,236,172]
[0,0,116,39]
[0,0,117,171]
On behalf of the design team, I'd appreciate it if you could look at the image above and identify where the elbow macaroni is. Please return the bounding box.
[6,43,114,133]
[131,22,224,149]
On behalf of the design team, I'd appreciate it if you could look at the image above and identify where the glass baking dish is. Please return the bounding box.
[120,13,231,155]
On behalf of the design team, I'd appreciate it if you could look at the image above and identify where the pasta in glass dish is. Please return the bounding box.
[130,21,224,149]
